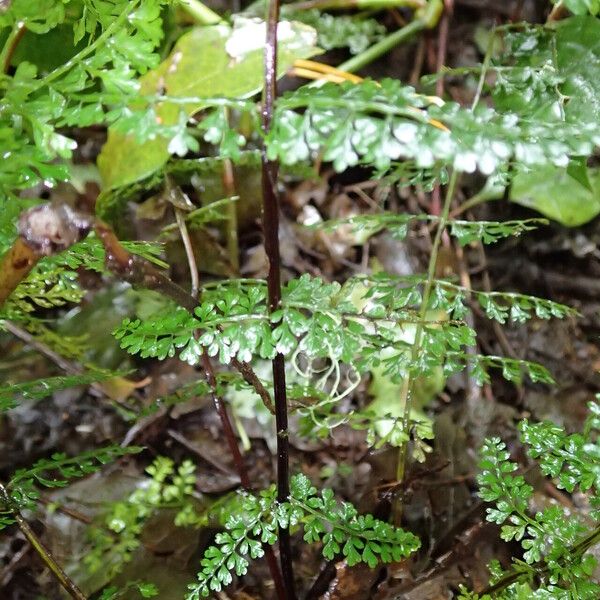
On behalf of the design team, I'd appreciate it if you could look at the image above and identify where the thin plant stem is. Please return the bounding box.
[174,195,285,599]
[336,18,426,74]
[397,18,495,485]
[396,169,459,484]
[177,0,223,24]
[289,0,424,10]
[175,206,200,299]
[3,320,80,376]
[1,20,27,74]
[471,25,496,111]
[0,484,87,600]
[262,0,296,596]
[449,193,499,218]
[173,189,247,480]
[329,0,442,74]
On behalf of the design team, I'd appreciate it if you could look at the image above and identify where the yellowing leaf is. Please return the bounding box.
[98,21,319,189]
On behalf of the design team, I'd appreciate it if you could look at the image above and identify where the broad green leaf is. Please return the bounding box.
[98,20,319,189]
[558,0,600,16]
[493,16,600,123]
[510,165,600,226]
[555,16,600,122]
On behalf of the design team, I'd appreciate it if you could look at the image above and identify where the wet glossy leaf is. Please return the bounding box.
[510,164,600,226]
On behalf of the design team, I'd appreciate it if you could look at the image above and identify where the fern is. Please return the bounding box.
[115,272,561,388]
[464,401,600,598]
[2,2,600,598]
[281,9,386,55]
[1,446,141,528]
[0,371,122,411]
[269,78,600,174]
[186,473,420,598]
[318,213,549,246]
[86,457,211,578]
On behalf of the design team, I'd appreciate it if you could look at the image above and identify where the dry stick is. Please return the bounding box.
[434,0,453,99]
[429,0,453,220]
[0,483,87,600]
[173,188,285,599]
[2,320,79,375]
[262,0,296,598]
[174,207,200,299]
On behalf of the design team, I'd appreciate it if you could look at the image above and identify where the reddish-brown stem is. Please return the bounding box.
[2,21,27,73]
[231,356,275,413]
[200,350,250,488]
[430,0,452,235]
[262,0,296,598]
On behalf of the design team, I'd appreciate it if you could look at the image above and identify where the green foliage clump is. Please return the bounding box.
[86,457,210,578]
[283,9,386,54]
[187,473,420,598]
[0,0,169,197]
[460,401,600,598]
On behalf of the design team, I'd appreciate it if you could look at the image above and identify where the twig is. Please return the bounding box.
[38,496,94,525]
[175,207,200,299]
[262,0,296,597]
[0,483,87,600]
[2,320,79,375]
[435,0,453,98]
[167,429,239,478]
[230,357,275,413]
[0,541,30,587]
